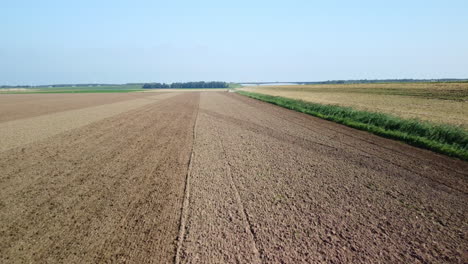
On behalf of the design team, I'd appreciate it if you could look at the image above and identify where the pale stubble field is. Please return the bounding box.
[241,82,468,128]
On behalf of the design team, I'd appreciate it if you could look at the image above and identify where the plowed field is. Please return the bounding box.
[1,92,466,263]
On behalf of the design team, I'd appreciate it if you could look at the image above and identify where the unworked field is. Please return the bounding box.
[0,92,467,263]
[241,82,468,128]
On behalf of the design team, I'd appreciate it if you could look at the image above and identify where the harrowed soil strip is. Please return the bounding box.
[177,94,261,263]
[179,92,467,263]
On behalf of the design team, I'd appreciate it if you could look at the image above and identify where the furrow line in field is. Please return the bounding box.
[215,124,262,264]
[175,94,200,264]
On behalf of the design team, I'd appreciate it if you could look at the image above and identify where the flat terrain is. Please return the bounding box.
[0,92,467,263]
[241,82,468,128]
[0,85,142,94]
[0,93,151,123]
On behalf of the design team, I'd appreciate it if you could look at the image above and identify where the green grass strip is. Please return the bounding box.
[237,91,468,161]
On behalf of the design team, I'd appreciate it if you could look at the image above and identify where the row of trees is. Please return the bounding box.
[143,81,229,89]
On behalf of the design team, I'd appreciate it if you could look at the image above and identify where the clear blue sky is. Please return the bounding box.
[2,0,467,85]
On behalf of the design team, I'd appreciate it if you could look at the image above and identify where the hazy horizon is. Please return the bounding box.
[2,0,467,85]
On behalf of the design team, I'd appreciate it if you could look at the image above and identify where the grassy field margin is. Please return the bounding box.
[237,91,468,160]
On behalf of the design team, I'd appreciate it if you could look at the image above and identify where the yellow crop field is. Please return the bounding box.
[241,82,468,128]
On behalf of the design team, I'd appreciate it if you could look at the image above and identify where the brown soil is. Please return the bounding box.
[0,92,152,123]
[0,93,198,263]
[179,92,467,263]
[0,92,466,263]
[0,93,179,152]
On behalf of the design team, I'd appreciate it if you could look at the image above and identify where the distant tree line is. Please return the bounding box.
[3,79,468,89]
[0,85,33,88]
[143,81,229,89]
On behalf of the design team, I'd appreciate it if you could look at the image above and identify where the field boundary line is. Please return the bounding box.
[214,116,262,263]
[175,94,200,264]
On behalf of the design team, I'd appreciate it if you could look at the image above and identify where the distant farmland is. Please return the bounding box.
[0,85,143,94]
[240,82,468,129]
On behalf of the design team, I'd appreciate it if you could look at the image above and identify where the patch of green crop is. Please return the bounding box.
[237,91,468,160]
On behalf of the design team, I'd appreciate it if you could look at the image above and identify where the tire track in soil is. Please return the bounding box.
[175,93,200,264]
[178,94,262,263]
[215,124,262,263]
[189,92,467,263]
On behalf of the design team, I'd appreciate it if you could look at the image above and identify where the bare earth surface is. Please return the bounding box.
[0,93,151,123]
[0,92,467,263]
[0,93,197,263]
[0,93,179,152]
